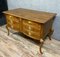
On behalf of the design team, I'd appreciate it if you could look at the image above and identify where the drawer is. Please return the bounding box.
[13,23,20,31]
[6,15,14,20]
[23,19,40,29]
[23,24,40,32]
[7,19,13,25]
[23,28,40,36]
[6,14,20,23]
[23,29,40,40]
[30,31,40,40]
[7,22,20,31]
[6,15,14,25]
[13,17,21,23]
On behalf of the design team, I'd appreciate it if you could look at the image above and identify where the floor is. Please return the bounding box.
[0,24,60,57]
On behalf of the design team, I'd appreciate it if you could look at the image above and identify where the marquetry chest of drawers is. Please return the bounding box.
[3,8,56,54]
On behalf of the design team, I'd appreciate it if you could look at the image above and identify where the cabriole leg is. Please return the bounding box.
[48,29,54,40]
[40,39,44,54]
[6,25,9,35]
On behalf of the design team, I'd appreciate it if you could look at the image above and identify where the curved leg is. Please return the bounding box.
[48,29,54,40]
[6,25,9,35]
[40,39,44,54]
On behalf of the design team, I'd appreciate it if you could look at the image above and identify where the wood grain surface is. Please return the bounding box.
[3,8,56,23]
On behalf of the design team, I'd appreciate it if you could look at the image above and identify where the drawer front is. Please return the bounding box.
[7,23,19,31]
[23,19,40,29]
[23,28,40,40]
[13,22,20,31]
[6,15,14,28]
[6,15,13,24]
[23,24,40,32]
[6,14,20,23]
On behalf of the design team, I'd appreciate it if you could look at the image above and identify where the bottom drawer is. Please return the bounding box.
[7,23,20,32]
[23,29,40,40]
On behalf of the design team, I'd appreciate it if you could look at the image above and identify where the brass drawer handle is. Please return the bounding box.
[9,16,12,18]
[29,26,31,30]
[11,25,13,28]
[29,32,31,35]
[28,21,32,23]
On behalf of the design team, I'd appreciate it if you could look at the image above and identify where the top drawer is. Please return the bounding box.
[5,14,20,23]
[23,19,41,29]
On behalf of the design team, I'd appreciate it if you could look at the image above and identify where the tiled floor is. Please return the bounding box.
[0,25,60,57]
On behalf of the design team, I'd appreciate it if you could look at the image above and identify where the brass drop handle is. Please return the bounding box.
[28,21,31,23]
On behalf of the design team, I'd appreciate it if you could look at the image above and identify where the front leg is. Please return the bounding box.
[40,39,44,54]
[48,29,54,40]
[6,25,9,35]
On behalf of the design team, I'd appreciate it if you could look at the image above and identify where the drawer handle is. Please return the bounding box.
[28,21,31,23]
[29,26,31,30]
[9,16,12,18]
[11,25,13,28]
[29,32,31,35]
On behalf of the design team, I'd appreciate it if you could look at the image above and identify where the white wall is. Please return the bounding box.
[7,0,60,40]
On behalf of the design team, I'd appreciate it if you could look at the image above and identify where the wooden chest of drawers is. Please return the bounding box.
[3,8,56,54]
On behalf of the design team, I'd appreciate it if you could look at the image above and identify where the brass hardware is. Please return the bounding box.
[28,21,31,23]
[9,16,12,18]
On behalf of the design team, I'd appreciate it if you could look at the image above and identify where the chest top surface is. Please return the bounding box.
[3,8,56,23]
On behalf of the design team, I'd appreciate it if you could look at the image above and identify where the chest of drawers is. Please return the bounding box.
[3,8,56,54]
